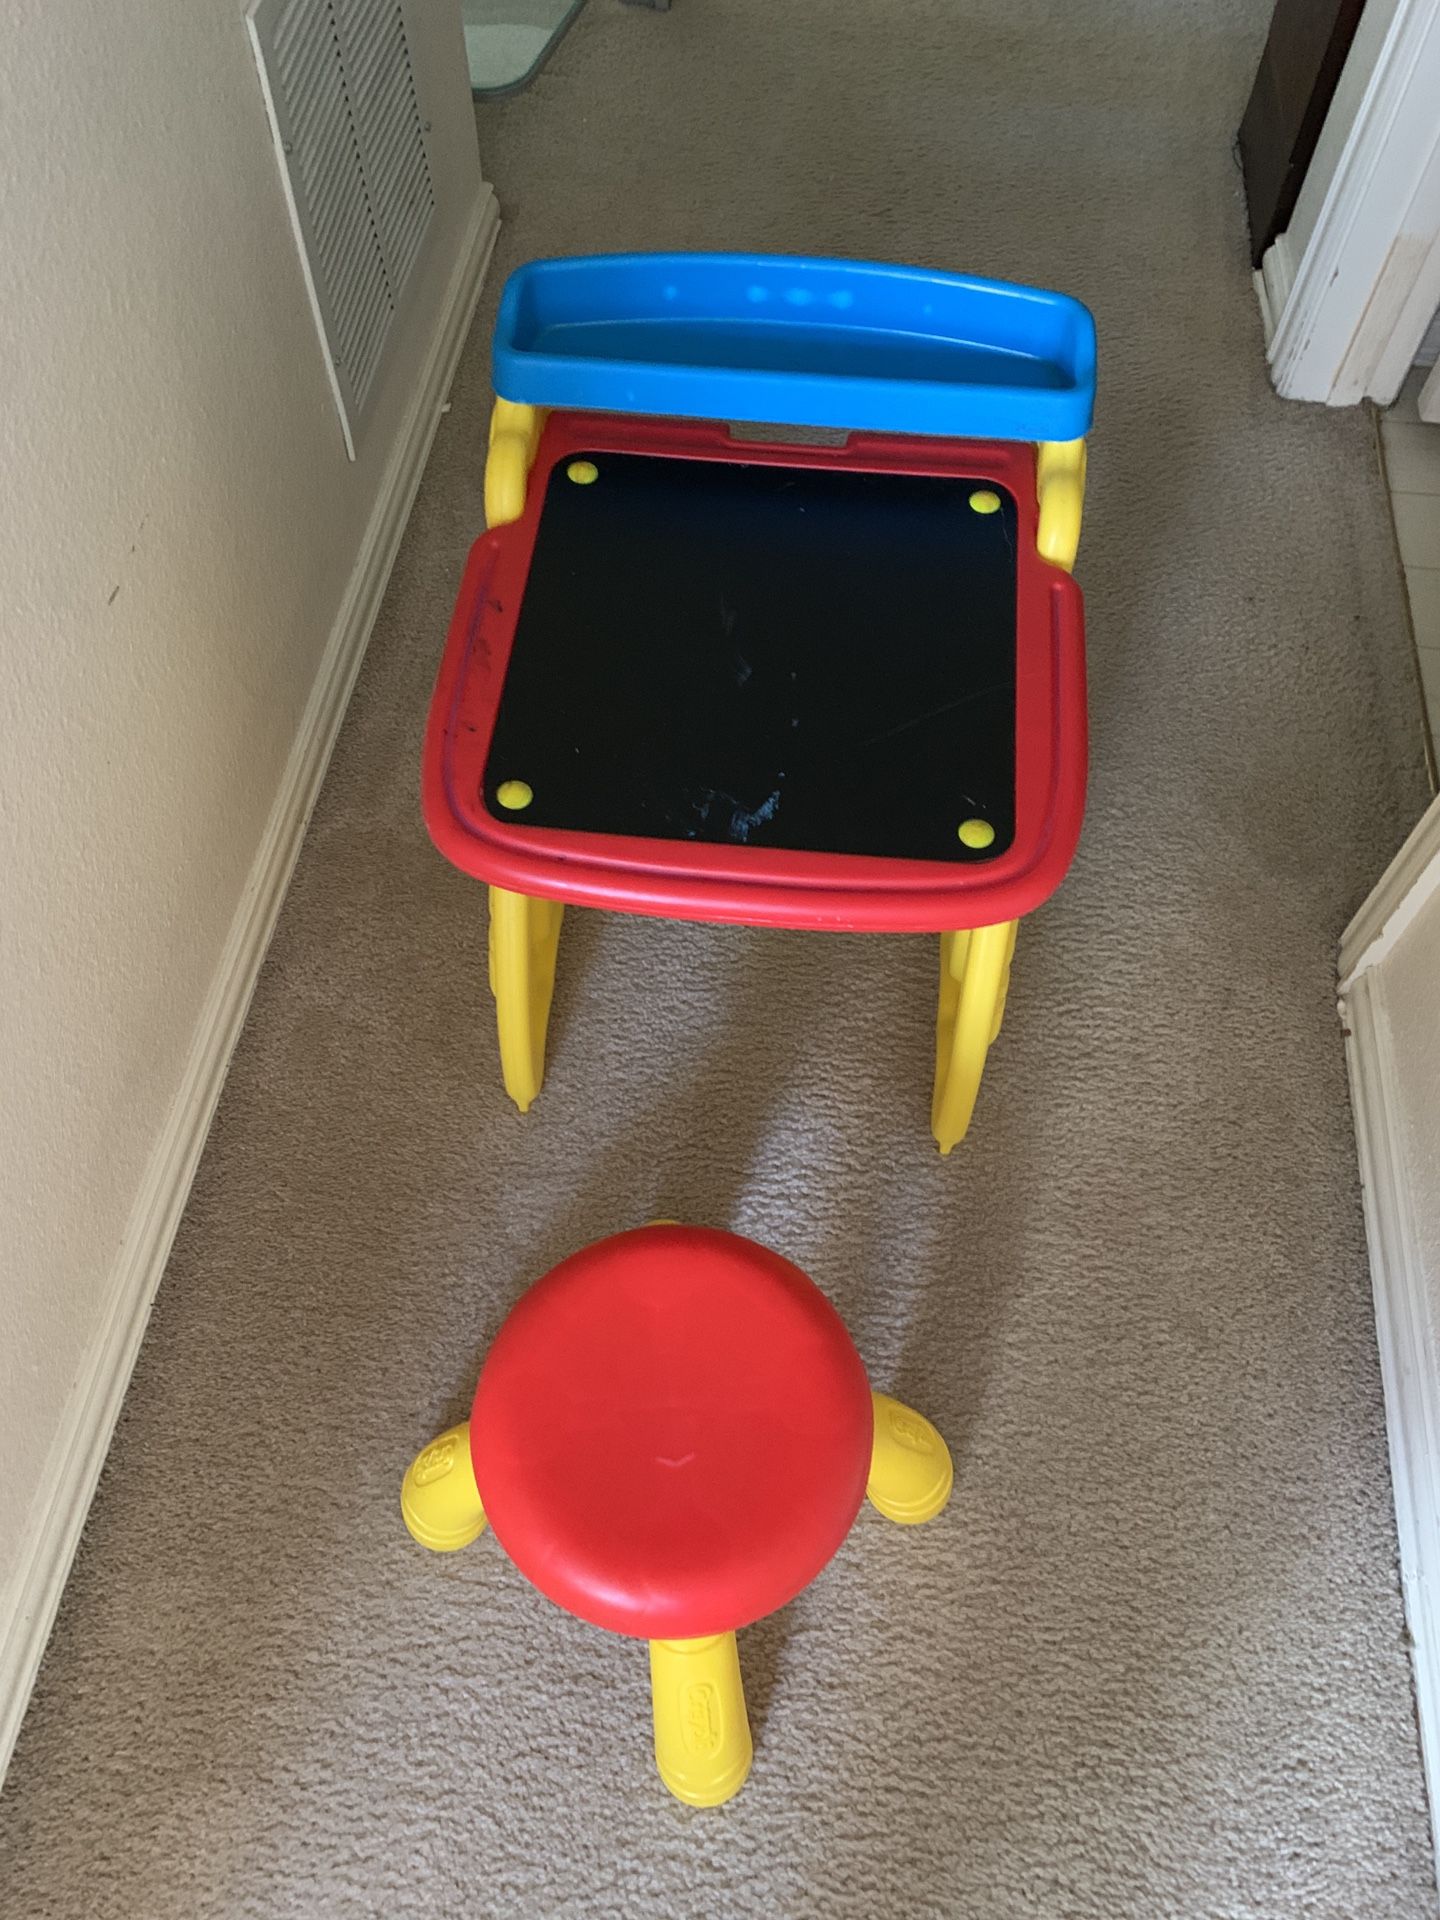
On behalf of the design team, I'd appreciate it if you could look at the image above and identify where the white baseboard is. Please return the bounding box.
[1253,233,1296,348]
[1338,791,1440,1884]
[0,184,499,1788]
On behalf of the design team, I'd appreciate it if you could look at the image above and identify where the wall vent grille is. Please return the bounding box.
[249,0,435,455]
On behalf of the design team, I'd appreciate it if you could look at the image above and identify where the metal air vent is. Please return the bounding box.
[249,0,435,456]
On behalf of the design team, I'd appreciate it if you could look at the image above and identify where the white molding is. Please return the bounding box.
[0,184,498,1788]
[1421,361,1440,425]
[1266,0,1440,405]
[1339,788,1440,984]
[1340,184,1440,405]
[1253,234,1296,348]
[1341,968,1440,1876]
[1339,794,1440,1878]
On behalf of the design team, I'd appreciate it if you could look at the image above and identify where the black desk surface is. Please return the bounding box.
[484,450,1017,864]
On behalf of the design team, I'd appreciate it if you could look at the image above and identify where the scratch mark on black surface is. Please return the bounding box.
[854,685,1006,749]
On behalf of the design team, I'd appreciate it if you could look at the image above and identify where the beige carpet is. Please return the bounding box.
[2,2,1437,1914]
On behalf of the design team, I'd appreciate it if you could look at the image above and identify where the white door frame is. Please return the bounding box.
[1257,0,1440,413]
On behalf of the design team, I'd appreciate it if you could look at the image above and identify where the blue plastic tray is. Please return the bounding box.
[493,253,1096,441]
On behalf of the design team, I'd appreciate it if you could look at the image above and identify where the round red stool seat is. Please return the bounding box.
[469,1225,874,1640]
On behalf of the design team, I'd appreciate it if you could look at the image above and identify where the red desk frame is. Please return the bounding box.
[424,413,1086,937]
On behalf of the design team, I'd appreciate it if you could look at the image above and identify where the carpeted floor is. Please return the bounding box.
[2,2,1437,1915]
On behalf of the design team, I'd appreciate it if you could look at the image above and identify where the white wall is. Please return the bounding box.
[1382,892,1440,1285]
[0,0,489,1771]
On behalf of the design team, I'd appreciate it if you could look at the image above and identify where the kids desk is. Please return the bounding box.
[423,255,1094,1150]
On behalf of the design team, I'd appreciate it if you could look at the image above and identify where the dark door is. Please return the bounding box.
[1238,0,1367,266]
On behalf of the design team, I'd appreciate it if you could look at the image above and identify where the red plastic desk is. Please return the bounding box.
[422,411,1087,1147]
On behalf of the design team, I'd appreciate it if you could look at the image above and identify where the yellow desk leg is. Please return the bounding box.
[1036,437,1087,573]
[401,1422,488,1552]
[930,919,1018,1154]
[488,886,564,1114]
[649,1632,753,1807]
[484,400,547,529]
[866,1392,953,1525]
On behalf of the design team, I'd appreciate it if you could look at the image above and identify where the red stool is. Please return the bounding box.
[401,1226,953,1806]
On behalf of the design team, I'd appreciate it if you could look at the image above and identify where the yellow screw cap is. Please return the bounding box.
[496,780,533,811]
[867,1393,954,1524]
[567,460,599,485]
[968,489,1001,515]
[400,1424,488,1552]
[958,817,995,849]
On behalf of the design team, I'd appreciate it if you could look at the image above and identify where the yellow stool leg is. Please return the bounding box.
[488,885,564,1114]
[930,919,1018,1155]
[866,1392,953,1525]
[401,1422,487,1552]
[649,1633,753,1807]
